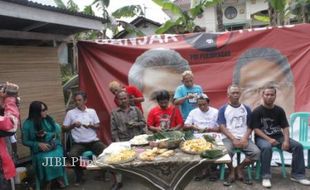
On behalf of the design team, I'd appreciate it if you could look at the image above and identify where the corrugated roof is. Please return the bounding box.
[113,16,162,39]
[1,0,107,22]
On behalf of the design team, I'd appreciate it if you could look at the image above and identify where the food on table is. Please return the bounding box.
[148,131,185,149]
[139,147,175,161]
[147,131,185,141]
[203,134,216,144]
[200,149,225,159]
[180,138,213,154]
[130,134,149,145]
[104,149,136,164]
[159,150,174,157]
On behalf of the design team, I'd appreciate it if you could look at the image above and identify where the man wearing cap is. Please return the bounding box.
[173,70,203,120]
[184,93,219,134]
[184,93,220,181]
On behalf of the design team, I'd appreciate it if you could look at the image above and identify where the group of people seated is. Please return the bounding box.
[108,70,310,189]
[0,68,309,190]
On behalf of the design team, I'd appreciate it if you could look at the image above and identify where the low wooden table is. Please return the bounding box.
[87,148,231,190]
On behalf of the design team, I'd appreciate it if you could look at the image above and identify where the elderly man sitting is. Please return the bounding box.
[110,90,146,190]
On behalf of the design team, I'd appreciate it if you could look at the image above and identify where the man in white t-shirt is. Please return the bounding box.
[185,93,219,136]
[218,85,260,186]
[63,91,105,186]
[185,93,220,181]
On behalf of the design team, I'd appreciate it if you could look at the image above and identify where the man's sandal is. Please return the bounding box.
[223,177,235,186]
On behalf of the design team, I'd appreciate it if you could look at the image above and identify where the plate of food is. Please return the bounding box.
[130,134,149,146]
[180,138,213,155]
[138,147,175,161]
[104,149,136,165]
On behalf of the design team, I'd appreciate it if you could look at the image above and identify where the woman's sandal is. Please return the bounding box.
[57,179,66,189]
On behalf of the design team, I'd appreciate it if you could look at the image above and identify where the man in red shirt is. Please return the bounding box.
[147,90,183,132]
[109,81,144,112]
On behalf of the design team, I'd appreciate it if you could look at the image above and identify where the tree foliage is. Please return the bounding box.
[152,0,222,34]
[53,0,145,38]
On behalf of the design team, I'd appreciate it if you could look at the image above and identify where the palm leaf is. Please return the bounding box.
[155,20,177,34]
[121,22,145,37]
[67,0,79,12]
[201,0,223,8]
[83,5,95,16]
[53,0,66,9]
[253,14,270,23]
[189,5,204,18]
[152,0,183,15]
[267,0,286,12]
[112,5,143,18]
[92,0,110,7]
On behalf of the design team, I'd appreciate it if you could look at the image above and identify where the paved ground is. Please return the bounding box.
[14,166,310,190]
[59,167,310,190]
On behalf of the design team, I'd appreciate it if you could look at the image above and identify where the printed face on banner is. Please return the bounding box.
[238,59,295,116]
[128,48,190,118]
[141,68,181,117]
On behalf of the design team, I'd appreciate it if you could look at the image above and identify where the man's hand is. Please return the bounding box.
[232,139,242,148]
[268,138,279,146]
[73,121,81,128]
[282,140,290,151]
[128,95,135,106]
[204,128,213,133]
[155,128,162,133]
[82,124,89,128]
[239,138,249,148]
[191,124,200,131]
[39,143,51,151]
[186,94,195,99]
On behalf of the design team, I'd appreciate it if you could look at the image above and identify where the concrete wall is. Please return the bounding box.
[193,0,268,32]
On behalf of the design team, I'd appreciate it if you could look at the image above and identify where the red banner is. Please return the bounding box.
[78,24,310,144]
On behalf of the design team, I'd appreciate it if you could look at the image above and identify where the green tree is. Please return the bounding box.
[290,0,310,23]
[91,0,145,37]
[54,0,145,38]
[267,0,290,26]
[152,0,222,34]
[54,0,79,11]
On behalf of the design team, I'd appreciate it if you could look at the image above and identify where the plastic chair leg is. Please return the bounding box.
[237,152,241,164]
[246,166,252,180]
[63,168,69,186]
[308,150,310,169]
[10,178,15,190]
[278,150,287,178]
[220,163,225,181]
[35,175,40,190]
[255,161,261,180]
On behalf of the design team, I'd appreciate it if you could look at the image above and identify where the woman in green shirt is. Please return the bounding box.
[22,101,67,190]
